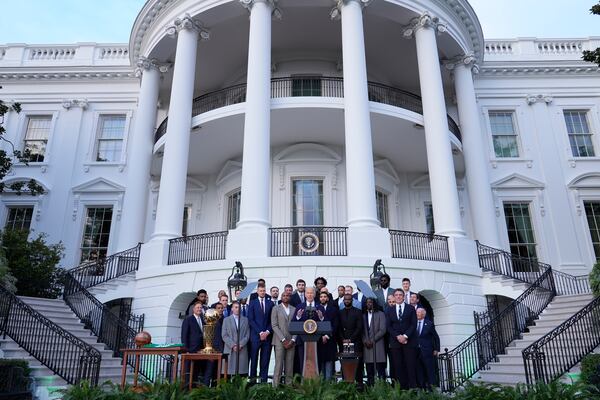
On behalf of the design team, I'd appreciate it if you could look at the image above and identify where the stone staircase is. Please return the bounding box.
[86,271,136,304]
[482,269,530,300]
[477,293,595,386]
[0,296,126,399]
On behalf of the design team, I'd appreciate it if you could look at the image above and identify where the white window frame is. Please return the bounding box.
[375,187,390,228]
[78,205,115,263]
[0,200,40,233]
[15,111,59,165]
[225,188,241,230]
[582,199,600,262]
[487,109,521,159]
[291,178,325,227]
[87,111,132,165]
[562,109,596,158]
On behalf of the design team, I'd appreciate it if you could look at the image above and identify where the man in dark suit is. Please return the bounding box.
[374,274,394,310]
[416,308,440,389]
[386,289,418,389]
[247,284,274,383]
[185,289,209,316]
[338,294,364,385]
[290,279,306,307]
[250,279,272,302]
[318,290,338,380]
[334,285,346,308]
[293,286,324,376]
[401,278,414,305]
[181,302,210,385]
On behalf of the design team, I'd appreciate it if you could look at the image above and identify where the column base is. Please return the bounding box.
[448,236,479,269]
[139,239,169,269]
[227,227,270,260]
[347,226,391,258]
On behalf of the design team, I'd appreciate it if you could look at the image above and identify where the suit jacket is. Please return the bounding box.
[271,303,296,345]
[293,302,325,322]
[181,314,204,352]
[247,296,274,343]
[337,306,364,351]
[417,319,440,355]
[362,310,387,363]
[221,315,249,375]
[353,292,367,310]
[250,292,272,302]
[374,287,394,310]
[386,303,418,348]
[213,317,224,353]
[290,291,306,307]
[318,303,339,362]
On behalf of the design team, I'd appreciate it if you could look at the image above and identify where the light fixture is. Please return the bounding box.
[370,259,386,291]
[227,261,247,300]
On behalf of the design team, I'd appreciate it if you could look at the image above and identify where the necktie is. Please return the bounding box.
[301,293,305,302]
[397,305,400,319]
[196,316,203,331]
[418,320,422,335]
[242,305,247,317]
[261,298,265,314]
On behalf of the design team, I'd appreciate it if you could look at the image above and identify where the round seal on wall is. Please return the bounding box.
[299,232,319,253]
[303,318,318,334]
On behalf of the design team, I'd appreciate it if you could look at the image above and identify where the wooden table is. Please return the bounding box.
[120,347,185,388]
[179,352,226,389]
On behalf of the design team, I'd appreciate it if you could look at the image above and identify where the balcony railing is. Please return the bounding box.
[389,229,450,262]
[154,77,462,143]
[168,231,228,265]
[270,226,348,257]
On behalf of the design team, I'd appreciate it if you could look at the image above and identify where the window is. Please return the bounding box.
[96,115,126,162]
[292,180,323,226]
[23,116,51,162]
[584,201,600,261]
[564,110,595,157]
[489,111,519,158]
[182,206,191,236]
[292,77,322,97]
[375,190,389,228]
[80,207,113,262]
[5,206,33,231]
[226,190,241,230]
[424,202,435,235]
[503,202,537,261]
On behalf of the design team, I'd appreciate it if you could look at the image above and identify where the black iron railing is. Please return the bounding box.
[550,269,591,296]
[68,244,141,290]
[523,295,600,385]
[389,230,450,262]
[154,77,462,143]
[0,285,101,385]
[168,231,228,265]
[270,226,348,257]
[437,267,556,392]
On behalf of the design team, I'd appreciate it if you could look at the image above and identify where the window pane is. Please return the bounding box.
[503,202,537,265]
[227,190,241,230]
[425,203,435,235]
[182,206,191,236]
[24,116,51,162]
[584,201,600,261]
[80,207,113,262]
[489,111,519,158]
[375,190,389,228]
[565,111,595,157]
[96,115,126,162]
[292,180,323,226]
[5,207,34,231]
[292,77,322,97]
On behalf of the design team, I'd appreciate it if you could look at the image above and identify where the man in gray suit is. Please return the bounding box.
[271,291,296,386]
[222,302,250,376]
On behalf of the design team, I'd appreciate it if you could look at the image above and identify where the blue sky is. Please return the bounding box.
[0,0,599,44]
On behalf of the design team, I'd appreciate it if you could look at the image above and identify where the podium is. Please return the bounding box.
[289,320,332,379]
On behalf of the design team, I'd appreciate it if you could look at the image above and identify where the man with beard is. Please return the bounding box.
[317,290,338,380]
[338,294,363,386]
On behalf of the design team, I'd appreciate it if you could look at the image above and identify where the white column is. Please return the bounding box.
[237,0,274,230]
[338,0,379,228]
[118,58,164,251]
[404,13,465,237]
[152,15,208,240]
[447,56,501,247]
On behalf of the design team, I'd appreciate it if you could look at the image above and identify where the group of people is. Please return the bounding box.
[181,275,441,390]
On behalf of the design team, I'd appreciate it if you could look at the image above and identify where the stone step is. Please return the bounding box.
[550,294,594,304]
[477,371,526,385]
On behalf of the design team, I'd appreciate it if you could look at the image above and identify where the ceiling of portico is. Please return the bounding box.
[151,0,460,107]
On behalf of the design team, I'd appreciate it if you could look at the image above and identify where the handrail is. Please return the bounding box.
[168,231,228,265]
[68,243,141,290]
[0,285,101,385]
[389,229,450,262]
[522,295,600,385]
[154,77,462,143]
[437,267,556,392]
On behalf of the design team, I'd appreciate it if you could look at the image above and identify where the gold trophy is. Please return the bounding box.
[200,308,220,354]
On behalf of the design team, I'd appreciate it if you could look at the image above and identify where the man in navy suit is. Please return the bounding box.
[416,308,440,389]
[250,279,272,302]
[293,286,325,376]
[247,284,274,383]
[181,302,210,385]
[290,279,306,307]
[317,290,338,380]
[386,289,418,389]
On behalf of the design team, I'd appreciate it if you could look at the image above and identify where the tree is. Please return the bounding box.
[0,99,45,195]
[582,2,600,66]
[1,229,65,298]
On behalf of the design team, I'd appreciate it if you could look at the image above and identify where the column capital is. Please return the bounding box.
[329,0,374,20]
[402,11,447,39]
[526,94,553,105]
[239,0,282,19]
[443,53,480,74]
[165,13,210,40]
[135,57,171,78]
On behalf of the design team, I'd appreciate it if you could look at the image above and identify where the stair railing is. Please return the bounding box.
[522,295,600,385]
[0,285,101,385]
[437,262,557,391]
[68,243,141,290]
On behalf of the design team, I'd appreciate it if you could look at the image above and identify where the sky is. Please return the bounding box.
[0,0,599,44]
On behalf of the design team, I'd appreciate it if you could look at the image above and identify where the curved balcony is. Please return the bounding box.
[154,77,461,144]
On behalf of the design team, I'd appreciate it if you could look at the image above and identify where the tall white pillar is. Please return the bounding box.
[338,0,379,228]
[403,12,465,237]
[237,0,274,230]
[446,56,501,247]
[152,15,208,240]
[118,58,165,251]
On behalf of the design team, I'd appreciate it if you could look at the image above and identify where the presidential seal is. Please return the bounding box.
[299,232,319,253]
[303,318,318,334]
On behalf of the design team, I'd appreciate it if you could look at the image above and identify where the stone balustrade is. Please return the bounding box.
[0,43,131,67]
[484,37,600,61]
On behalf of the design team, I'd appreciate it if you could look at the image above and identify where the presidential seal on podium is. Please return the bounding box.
[303,319,318,334]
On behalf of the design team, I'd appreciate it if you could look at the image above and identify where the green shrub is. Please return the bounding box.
[582,353,600,387]
[591,260,600,298]
[0,359,31,376]
[0,359,31,393]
